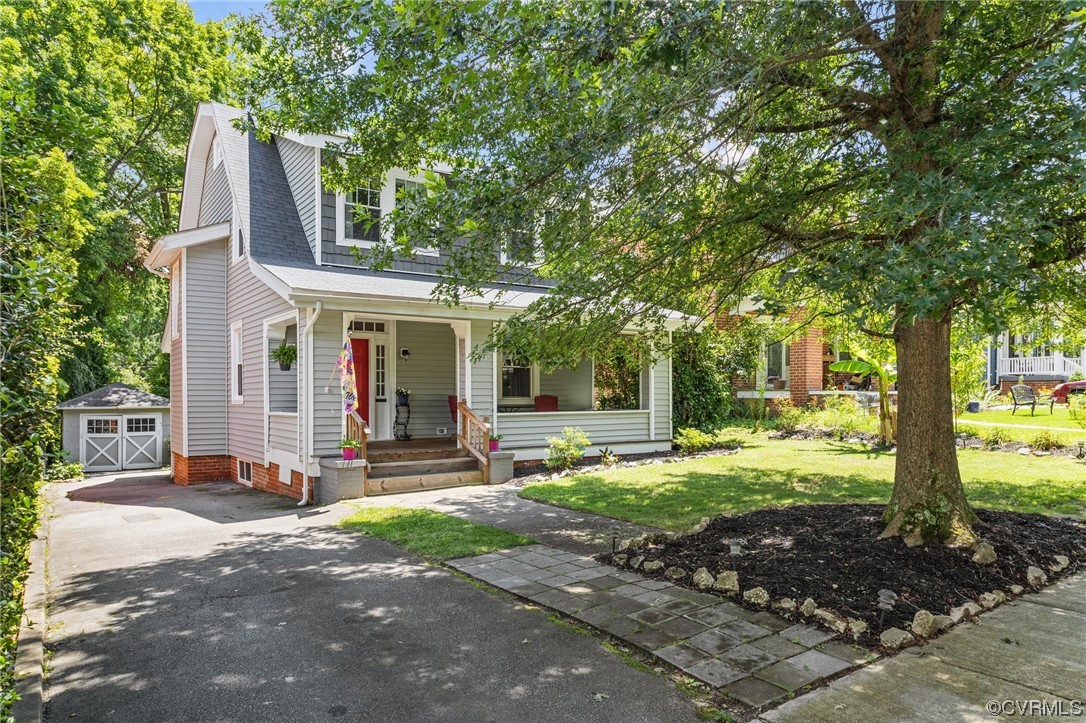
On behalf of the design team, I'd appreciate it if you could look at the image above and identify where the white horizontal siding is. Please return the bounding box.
[185,242,228,455]
[198,143,232,226]
[496,410,651,448]
[653,355,671,440]
[225,262,294,463]
[268,338,299,412]
[396,321,456,438]
[469,320,494,418]
[312,311,345,456]
[268,414,298,452]
[539,359,593,411]
[277,137,318,257]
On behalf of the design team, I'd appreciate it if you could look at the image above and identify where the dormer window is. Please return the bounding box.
[501,209,543,266]
[344,183,382,244]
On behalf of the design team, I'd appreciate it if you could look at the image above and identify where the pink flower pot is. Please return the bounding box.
[342,448,357,461]
[489,440,500,453]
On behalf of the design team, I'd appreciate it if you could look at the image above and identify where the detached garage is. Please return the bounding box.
[58,384,171,472]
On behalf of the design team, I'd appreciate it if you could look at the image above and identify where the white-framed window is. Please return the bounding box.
[500,355,539,402]
[342,182,382,246]
[758,342,790,387]
[500,209,544,267]
[211,137,222,168]
[230,321,244,403]
[126,417,156,433]
[237,459,252,483]
[374,343,387,400]
[170,261,180,339]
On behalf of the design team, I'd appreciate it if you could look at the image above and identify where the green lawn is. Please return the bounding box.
[339,506,534,560]
[520,434,1086,532]
[959,405,1081,429]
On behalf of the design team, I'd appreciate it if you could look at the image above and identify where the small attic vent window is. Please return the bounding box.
[212,140,223,168]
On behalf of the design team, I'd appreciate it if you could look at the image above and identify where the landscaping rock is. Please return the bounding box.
[629,555,644,570]
[1009,584,1024,595]
[1051,555,1070,572]
[1017,447,1031,455]
[800,598,817,617]
[911,610,939,638]
[687,517,711,535]
[691,567,715,590]
[971,542,997,565]
[642,560,665,573]
[933,614,953,631]
[814,608,848,634]
[664,566,688,581]
[622,537,643,551]
[773,597,797,614]
[713,571,739,594]
[949,602,983,624]
[743,587,771,606]
[978,592,1001,609]
[1026,565,1047,588]
[612,554,628,567]
[880,627,914,649]
[847,618,868,639]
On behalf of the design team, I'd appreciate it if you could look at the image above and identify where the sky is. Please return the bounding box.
[187,1,265,23]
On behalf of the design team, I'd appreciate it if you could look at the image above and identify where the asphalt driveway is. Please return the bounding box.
[42,472,697,722]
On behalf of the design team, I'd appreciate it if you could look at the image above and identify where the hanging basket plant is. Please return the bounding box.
[270,340,297,371]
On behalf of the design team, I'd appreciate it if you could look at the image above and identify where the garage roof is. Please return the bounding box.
[57,384,170,410]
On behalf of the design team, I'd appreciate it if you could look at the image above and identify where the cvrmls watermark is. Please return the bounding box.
[987,700,1083,717]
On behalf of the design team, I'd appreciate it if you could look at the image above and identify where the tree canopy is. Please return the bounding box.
[246,1,1085,544]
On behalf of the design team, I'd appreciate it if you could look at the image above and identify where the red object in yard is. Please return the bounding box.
[342,448,356,461]
[489,439,500,453]
[448,395,458,423]
[534,395,558,412]
[1052,380,1086,404]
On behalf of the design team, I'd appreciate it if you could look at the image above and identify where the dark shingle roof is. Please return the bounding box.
[57,383,170,409]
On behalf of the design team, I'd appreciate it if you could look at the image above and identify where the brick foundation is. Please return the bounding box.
[172,452,231,485]
[172,452,313,501]
[998,379,1063,393]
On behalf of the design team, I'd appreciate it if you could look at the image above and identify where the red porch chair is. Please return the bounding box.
[448,395,458,423]
[534,395,559,412]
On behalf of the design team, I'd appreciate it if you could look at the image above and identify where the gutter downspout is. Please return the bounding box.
[298,300,322,506]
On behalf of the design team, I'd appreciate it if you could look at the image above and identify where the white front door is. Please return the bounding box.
[122,415,161,469]
[82,416,122,472]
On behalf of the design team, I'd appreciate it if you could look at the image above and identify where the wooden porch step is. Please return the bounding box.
[368,455,479,479]
[368,445,469,464]
[364,469,484,496]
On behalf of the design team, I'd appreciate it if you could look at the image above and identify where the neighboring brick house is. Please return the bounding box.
[146,102,684,503]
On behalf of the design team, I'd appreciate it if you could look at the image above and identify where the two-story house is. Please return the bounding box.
[145,102,679,502]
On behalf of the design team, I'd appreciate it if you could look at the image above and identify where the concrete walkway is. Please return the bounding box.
[42,471,699,722]
[761,573,1086,722]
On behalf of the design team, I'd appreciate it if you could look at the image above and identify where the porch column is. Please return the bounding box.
[789,327,825,407]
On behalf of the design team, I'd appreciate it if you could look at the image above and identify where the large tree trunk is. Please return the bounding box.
[881,314,977,546]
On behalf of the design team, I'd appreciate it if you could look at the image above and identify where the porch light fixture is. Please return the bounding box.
[400,347,410,359]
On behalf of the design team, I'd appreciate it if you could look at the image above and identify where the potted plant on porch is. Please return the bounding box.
[270,340,297,371]
[338,438,362,461]
[396,387,411,405]
[489,434,503,453]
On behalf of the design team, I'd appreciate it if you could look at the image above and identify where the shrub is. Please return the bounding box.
[803,396,868,437]
[43,461,84,482]
[545,427,590,470]
[674,427,740,455]
[774,399,803,433]
[1068,371,1085,382]
[598,447,620,466]
[956,424,980,438]
[1029,429,1063,451]
[981,427,1011,448]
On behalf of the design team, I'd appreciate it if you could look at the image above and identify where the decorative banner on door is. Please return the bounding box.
[334,341,359,414]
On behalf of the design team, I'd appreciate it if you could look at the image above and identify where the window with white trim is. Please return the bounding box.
[126,417,156,433]
[764,342,790,384]
[344,183,382,244]
[396,178,438,256]
[501,209,542,266]
[500,355,537,401]
[230,322,244,403]
[170,261,180,338]
[211,139,222,168]
[237,460,252,483]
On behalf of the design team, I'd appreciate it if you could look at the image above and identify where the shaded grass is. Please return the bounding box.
[339,506,533,561]
[520,434,1086,531]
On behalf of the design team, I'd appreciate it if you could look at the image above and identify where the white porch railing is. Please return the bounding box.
[997,355,1085,377]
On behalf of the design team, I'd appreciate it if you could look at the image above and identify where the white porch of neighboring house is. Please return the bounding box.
[990,332,1086,387]
[261,307,673,499]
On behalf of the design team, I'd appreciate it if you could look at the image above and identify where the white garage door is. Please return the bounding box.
[81,414,161,472]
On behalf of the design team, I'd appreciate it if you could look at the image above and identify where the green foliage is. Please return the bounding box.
[1068,396,1086,438]
[673,427,738,455]
[593,335,640,410]
[801,397,869,439]
[544,427,591,470]
[1069,371,1086,382]
[270,341,298,367]
[956,425,981,439]
[981,428,1012,448]
[1028,429,1063,451]
[950,329,990,416]
[829,345,897,443]
[339,506,534,561]
[43,462,85,482]
[598,447,620,466]
[671,329,736,431]
[774,399,803,434]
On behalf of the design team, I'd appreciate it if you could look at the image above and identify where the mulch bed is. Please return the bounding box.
[602,504,1085,645]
